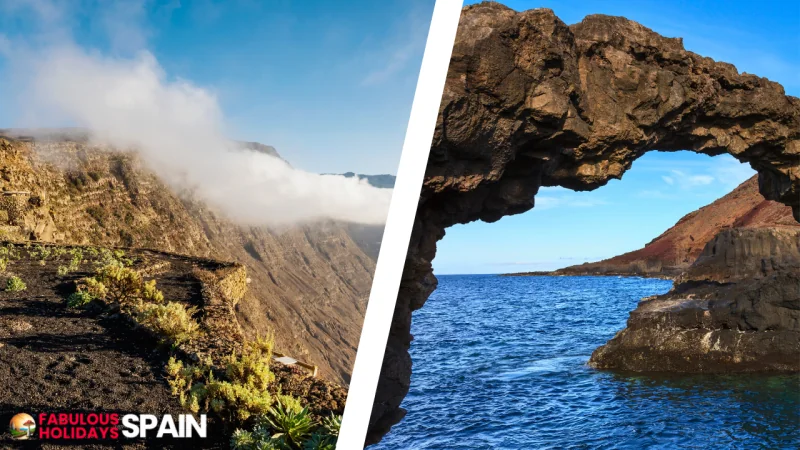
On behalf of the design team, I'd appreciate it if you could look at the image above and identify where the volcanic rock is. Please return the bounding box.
[542,176,797,277]
[589,227,800,372]
[368,2,799,444]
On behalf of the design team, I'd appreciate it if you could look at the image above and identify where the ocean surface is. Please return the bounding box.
[373,275,800,450]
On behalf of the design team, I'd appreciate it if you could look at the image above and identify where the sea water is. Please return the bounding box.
[373,275,800,449]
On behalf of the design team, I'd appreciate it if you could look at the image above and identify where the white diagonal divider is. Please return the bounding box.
[336,0,463,448]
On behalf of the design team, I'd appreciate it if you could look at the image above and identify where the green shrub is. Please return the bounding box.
[166,334,278,424]
[230,429,258,449]
[320,414,341,438]
[0,244,20,261]
[51,247,67,261]
[94,264,142,306]
[136,301,200,345]
[5,276,26,292]
[231,426,290,450]
[166,333,340,449]
[303,433,336,450]
[277,395,303,414]
[230,404,329,450]
[56,249,84,276]
[167,356,275,423]
[225,334,276,391]
[67,291,95,309]
[69,248,83,268]
[29,244,51,261]
[231,402,342,450]
[142,279,164,303]
[261,403,314,449]
[93,248,133,269]
[205,377,274,423]
[166,356,205,402]
[79,277,108,299]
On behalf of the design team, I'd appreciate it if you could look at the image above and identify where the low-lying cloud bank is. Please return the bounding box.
[1,6,392,226]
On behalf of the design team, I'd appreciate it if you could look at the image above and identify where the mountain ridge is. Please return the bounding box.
[0,135,374,384]
[505,176,798,278]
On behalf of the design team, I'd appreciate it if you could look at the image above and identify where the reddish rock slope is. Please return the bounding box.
[550,176,798,277]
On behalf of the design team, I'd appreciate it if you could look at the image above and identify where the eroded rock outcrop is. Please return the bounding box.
[589,227,800,371]
[368,2,799,444]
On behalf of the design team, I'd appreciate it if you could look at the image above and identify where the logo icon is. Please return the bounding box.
[9,413,36,440]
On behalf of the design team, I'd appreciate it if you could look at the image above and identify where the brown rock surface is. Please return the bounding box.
[545,176,798,277]
[368,2,800,444]
[0,136,374,384]
[589,227,800,372]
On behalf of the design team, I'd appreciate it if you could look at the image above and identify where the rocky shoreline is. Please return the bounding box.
[368,2,800,442]
[589,227,800,372]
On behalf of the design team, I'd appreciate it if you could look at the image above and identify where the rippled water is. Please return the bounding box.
[373,275,800,449]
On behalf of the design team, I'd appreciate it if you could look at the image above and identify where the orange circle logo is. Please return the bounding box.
[9,413,36,440]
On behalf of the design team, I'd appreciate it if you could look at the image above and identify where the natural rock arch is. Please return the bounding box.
[367,3,799,443]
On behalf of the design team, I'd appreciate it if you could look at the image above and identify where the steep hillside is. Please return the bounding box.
[0,135,376,384]
[339,174,395,260]
[518,176,797,278]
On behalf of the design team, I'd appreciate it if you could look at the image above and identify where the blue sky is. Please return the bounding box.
[436,0,799,275]
[0,0,434,175]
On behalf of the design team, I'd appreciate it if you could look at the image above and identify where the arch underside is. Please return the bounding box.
[366,3,799,444]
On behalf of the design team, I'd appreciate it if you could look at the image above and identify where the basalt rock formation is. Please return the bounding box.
[589,227,800,372]
[368,2,799,444]
[528,176,797,278]
[0,135,375,385]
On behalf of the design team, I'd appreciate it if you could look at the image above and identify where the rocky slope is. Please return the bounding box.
[590,227,800,371]
[340,174,395,260]
[369,2,799,444]
[516,176,798,278]
[0,135,376,384]
[0,244,347,448]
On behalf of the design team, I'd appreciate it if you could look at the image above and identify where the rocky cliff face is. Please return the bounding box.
[340,174,395,260]
[369,2,799,443]
[550,176,798,277]
[590,227,800,372]
[0,136,374,384]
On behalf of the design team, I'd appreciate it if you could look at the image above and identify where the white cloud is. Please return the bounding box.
[668,169,714,188]
[3,2,392,226]
[661,175,674,185]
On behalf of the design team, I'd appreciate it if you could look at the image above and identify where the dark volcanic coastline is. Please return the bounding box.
[503,176,800,372]
[369,1,800,443]
[590,226,800,372]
